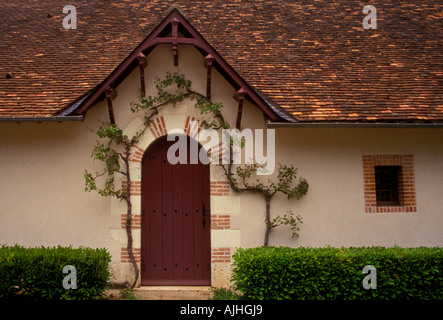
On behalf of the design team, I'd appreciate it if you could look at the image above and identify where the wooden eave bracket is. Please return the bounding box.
[137,53,147,95]
[171,18,179,66]
[204,54,215,99]
[105,86,117,124]
[235,88,246,129]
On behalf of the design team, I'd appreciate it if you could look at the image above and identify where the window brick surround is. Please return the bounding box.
[363,154,417,213]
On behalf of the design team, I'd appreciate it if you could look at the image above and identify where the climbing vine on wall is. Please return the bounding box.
[84,71,308,287]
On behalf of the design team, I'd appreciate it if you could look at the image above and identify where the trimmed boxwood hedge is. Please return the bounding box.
[231,246,443,300]
[0,245,111,300]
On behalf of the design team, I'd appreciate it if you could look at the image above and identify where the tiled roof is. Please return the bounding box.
[0,0,442,122]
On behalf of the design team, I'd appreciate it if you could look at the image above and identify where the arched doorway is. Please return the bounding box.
[140,135,211,285]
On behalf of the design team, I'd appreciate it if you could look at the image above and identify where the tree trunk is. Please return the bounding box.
[263,196,271,247]
[124,144,139,288]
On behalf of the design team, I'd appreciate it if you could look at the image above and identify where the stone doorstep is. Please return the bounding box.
[105,286,213,300]
[135,286,213,300]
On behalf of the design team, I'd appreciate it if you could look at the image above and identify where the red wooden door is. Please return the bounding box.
[141,136,211,285]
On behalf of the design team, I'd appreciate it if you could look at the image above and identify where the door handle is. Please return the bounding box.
[202,202,207,228]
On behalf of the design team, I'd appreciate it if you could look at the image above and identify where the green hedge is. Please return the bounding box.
[0,245,111,300]
[231,246,443,300]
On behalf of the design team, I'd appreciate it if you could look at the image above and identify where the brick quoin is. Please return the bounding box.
[210,181,230,196]
[129,145,145,163]
[184,116,205,137]
[149,116,167,138]
[121,214,141,229]
[122,180,141,196]
[121,248,141,263]
[211,247,231,263]
[211,214,231,230]
[363,154,417,213]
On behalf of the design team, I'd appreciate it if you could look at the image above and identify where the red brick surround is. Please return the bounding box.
[121,248,141,263]
[211,247,231,263]
[363,154,417,213]
[121,180,141,196]
[210,181,230,196]
[149,116,167,138]
[211,214,231,230]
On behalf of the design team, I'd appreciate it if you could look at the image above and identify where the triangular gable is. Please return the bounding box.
[73,8,291,123]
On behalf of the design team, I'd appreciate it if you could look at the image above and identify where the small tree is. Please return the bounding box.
[84,71,308,287]
[84,124,142,288]
[225,163,308,247]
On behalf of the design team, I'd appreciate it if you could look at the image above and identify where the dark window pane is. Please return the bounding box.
[375,166,400,206]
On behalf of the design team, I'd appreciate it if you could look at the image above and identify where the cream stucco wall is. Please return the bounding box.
[0,103,111,248]
[235,127,443,249]
[1,44,442,287]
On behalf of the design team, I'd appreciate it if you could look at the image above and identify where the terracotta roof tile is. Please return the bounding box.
[0,0,442,122]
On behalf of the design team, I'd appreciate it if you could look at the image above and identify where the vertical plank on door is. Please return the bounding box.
[201,159,211,281]
[148,143,163,281]
[172,154,184,280]
[192,158,203,281]
[161,142,173,280]
[182,147,194,281]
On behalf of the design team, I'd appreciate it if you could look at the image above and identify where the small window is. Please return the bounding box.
[375,166,400,206]
[363,155,416,213]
